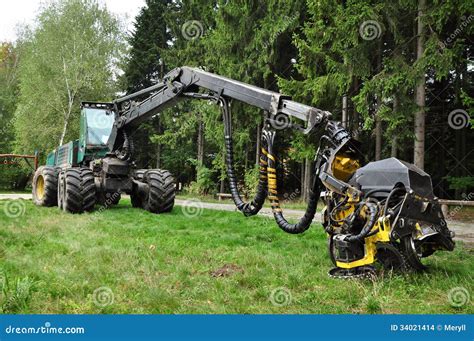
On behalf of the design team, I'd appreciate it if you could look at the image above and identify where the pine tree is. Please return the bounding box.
[122,0,171,168]
[123,0,171,92]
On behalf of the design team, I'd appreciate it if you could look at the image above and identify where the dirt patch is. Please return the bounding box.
[210,263,243,278]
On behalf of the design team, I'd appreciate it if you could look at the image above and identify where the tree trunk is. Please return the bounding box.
[342,94,348,128]
[303,157,312,202]
[156,144,161,168]
[300,161,305,199]
[391,94,400,158]
[255,120,261,166]
[197,113,204,167]
[414,0,426,169]
[454,60,467,199]
[375,96,382,161]
[374,39,383,161]
[59,95,74,146]
[391,137,398,158]
[220,177,225,194]
[156,117,161,168]
[220,152,226,194]
[244,143,249,171]
[60,57,74,146]
[59,115,69,146]
[352,78,360,139]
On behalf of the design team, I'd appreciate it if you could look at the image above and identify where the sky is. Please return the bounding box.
[0,0,146,42]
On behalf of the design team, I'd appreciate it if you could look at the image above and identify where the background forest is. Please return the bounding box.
[0,0,472,200]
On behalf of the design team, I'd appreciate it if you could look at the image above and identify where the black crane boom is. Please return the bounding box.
[108,67,331,153]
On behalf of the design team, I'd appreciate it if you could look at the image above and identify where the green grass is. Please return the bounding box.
[0,198,472,314]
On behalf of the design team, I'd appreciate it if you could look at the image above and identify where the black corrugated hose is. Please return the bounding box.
[263,129,323,234]
[221,97,267,216]
[344,201,379,242]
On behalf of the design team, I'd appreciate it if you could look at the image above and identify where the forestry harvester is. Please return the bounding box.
[32,67,455,278]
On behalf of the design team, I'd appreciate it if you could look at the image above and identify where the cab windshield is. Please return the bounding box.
[85,108,115,146]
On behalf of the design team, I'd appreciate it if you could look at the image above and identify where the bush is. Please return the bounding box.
[186,166,216,195]
[0,166,31,190]
[244,165,260,198]
[446,176,474,192]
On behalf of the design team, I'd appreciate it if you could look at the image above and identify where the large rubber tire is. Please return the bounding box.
[32,166,59,207]
[400,235,426,271]
[327,236,337,267]
[60,168,96,213]
[131,169,146,208]
[143,169,175,213]
[375,242,408,272]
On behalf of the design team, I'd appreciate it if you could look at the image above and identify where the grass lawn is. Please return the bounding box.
[0,198,472,314]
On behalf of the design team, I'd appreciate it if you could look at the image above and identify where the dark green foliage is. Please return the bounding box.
[0,43,31,189]
[13,0,125,156]
[446,176,474,192]
[123,0,171,92]
[0,0,471,199]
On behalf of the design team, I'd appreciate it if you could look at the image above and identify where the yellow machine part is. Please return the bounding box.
[36,175,45,200]
[331,155,360,182]
[335,216,392,269]
[329,192,359,229]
